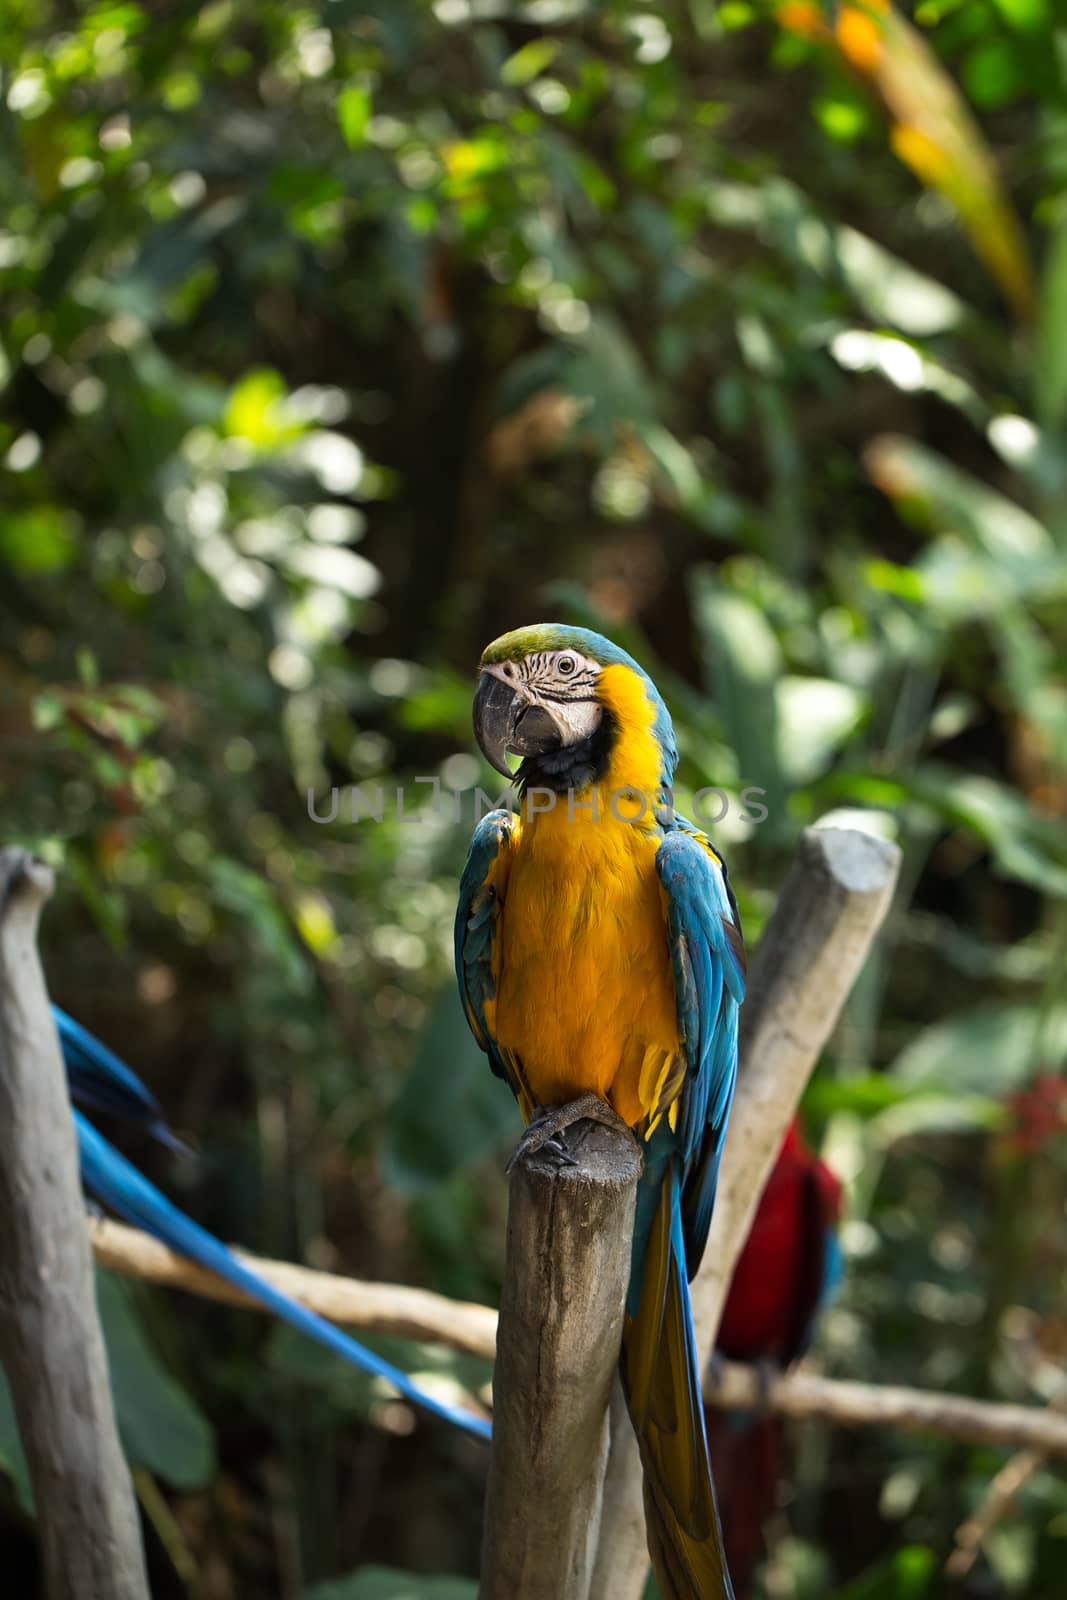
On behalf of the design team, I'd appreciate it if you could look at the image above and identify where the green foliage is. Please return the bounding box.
[834,1545,937,1599]
[96,1272,217,1493]
[0,1381,31,1517]
[1,0,1066,1594]
[385,986,516,1190]
[305,1569,478,1600]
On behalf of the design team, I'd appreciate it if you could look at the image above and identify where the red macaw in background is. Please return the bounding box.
[706,1118,843,1598]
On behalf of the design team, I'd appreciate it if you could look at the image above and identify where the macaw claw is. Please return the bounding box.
[505,1093,634,1173]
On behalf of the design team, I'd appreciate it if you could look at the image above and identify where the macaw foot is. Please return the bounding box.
[505,1093,634,1174]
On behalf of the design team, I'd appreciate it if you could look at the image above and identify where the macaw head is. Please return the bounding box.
[472,623,677,793]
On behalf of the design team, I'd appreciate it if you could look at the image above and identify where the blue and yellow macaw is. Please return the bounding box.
[53,1005,491,1442]
[455,625,745,1599]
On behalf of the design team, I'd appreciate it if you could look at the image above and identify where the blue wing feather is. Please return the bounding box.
[653,822,744,1279]
[60,1008,490,1444]
[617,821,745,1596]
[455,809,530,1109]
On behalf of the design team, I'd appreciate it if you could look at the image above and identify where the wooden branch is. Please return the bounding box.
[946,1446,1045,1581]
[89,1217,499,1359]
[0,849,149,1600]
[85,1204,1067,1458]
[945,1390,1067,1580]
[591,826,902,1600]
[706,1367,1067,1458]
[481,1117,643,1600]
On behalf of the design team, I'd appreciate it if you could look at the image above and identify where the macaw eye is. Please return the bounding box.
[558,655,576,675]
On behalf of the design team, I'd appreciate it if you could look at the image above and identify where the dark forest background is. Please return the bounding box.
[2,1,1067,1596]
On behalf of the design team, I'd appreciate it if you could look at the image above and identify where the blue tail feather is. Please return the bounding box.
[59,1008,491,1444]
[55,1005,192,1156]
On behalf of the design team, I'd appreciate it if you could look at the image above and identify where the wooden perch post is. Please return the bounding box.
[0,849,149,1600]
[591,826,902,1600]
[481,1117,643,1600]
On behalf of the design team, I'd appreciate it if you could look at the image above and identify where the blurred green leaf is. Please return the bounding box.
[890,1003,1067,1094]
[305,1568,477,1600]
[207,860,313,991]
[690,569,786,826]
[97,1272,217,1491]
[776,677,867,785]
[267,1322,490,1426]
[0,508,78,574]
[831,1544,936,1599]
[385,986,516,1189]
[501,39,560,87]
[1036,220,1067,429]
[225,368,302,449]
[0,1275,216,1513]
[866,437,1052,564]
[337,87,372,149]
[963,40,1027,109]
[903,766,1067,898]
[0,1374,33,1514]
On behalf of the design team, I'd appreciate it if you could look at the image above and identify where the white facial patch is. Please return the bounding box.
[551,695,602,745]
[484,650,604,747]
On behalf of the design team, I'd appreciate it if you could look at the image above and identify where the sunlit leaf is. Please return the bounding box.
[890,1003,1067,1094]
[990,0,1048,30]
[0,508,78,574]
[283,545,380,599]
[337,86,371,149]
[224,368,303,449]
[1035,220,1067,428]
[864,435,1053,563]
[776,677,867,784]
[501,39,561,86]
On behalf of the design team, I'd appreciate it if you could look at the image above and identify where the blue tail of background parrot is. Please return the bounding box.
[58,1006,491,1444]
[623,1161,734,1600]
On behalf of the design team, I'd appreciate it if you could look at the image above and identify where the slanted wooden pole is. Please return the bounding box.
[591,826,902,1600]
[0,849,149,1600]
[481,1117,642,1600]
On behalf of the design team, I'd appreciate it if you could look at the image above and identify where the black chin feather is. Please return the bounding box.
[516,711,618,795]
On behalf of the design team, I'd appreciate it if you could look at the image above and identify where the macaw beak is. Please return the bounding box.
[472,671,563,777]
